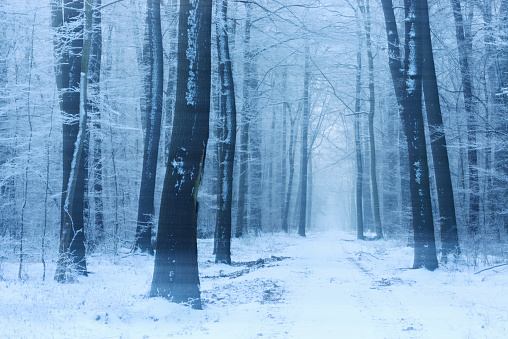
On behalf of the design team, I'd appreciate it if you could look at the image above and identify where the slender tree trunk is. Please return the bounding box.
[494,0,508,232]
[164,0,178,161]
[135,0,164,254]
[361,0,382,239]
[235,5,252,238]
[88,0,104,246]
[450,0,480,235]
[150,0,212,310]
[421,0,460,260]
[354,27,364,240]
[280,69,288,230]
[298,44,310,237]
[283,105,297,233]
[215,0,237,264]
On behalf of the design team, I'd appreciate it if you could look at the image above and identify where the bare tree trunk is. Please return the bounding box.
[361,0,382,239]
[150,0,211,310]
[402,0,438,270]
[421,0,460,260]
[135,0,164,254]
[298,44,310,238]
[54,0,88,281]
[235,4,252,238]
[450,0,480,235]
[215,0,237,264]
[354,21,364,240]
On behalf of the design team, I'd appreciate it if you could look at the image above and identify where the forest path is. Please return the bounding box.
[274,232,413,338]
[201,231,431,338]
[264,232,499,339]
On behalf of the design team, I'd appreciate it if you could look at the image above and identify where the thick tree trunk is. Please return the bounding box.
[135,0,164,254]
[54,0,88,281]
[403,0,438,270]
[150,0,211,309]
[215,0,237,265]
[421,0,460,260]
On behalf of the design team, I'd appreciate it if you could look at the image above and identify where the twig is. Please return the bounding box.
[474,264,508,275]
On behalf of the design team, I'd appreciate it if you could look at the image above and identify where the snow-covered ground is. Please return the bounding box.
[1,231,507,338]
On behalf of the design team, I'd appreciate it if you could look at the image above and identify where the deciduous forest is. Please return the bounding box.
[1,0,508,337]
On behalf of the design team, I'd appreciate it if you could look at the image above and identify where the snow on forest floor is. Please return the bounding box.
[1,231,508,338]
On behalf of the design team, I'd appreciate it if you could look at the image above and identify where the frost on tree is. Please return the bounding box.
[214,0,237,264]
[135,0,164,254]
[401,0,438,270]
[52,0,88,281]
[150,0,212,309]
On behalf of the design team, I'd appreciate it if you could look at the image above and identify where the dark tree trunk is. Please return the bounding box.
[402,0,438,270]
[89,0,104,246]
[494,0,508,232]
[380,0,404,107]
[135,0,164,254]
[450,0,480,235]
[54,0,88,281]
[215,0,237,265]
[380,0,412,235]
[150,0,212,310]
[164,0,178,161]
[298,45,310,238]
[421,0,460,260]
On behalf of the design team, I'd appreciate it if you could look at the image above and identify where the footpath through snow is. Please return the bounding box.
[1,231,508,338]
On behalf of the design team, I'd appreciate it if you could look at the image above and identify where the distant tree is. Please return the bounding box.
[354,19,364,241]
[298,44,310,238]
[150,0,212,309]
[359,0,382,239]
[215,0,237,264]
[135,0,164,254]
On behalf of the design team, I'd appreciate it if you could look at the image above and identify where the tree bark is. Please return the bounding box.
[54,0,88,281]
[298,44,310,238]
[215,0,237,264]
[235,4,252,238]
[135,0,164,254]
[421,0,460,260]
[450,0,480,235]
[402,0,438,270]
[361,0,382,239]
[354,23,364,240]
[150,0,212,310]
